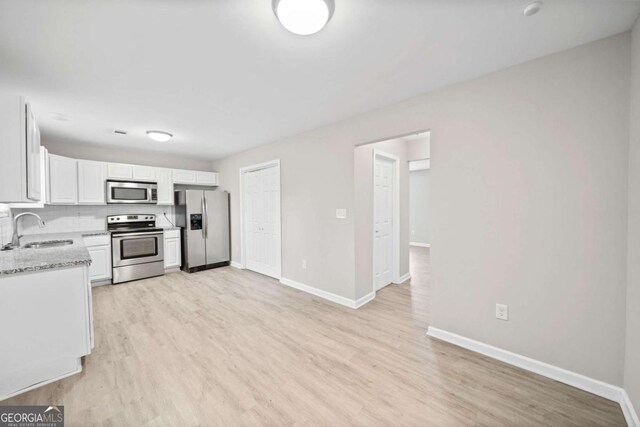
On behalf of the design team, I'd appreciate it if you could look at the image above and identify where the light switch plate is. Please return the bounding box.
[336,209,347,219]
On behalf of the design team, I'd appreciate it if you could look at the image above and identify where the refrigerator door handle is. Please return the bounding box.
[204,196,208,239]
[201,197,206,239]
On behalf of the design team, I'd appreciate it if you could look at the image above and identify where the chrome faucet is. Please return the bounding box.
[12,212,45,247]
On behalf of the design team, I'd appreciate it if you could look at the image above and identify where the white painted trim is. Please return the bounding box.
[91,278,112,287]
[354,291,376,308]
[280,277,375,309]
[426,327,637,426]
[409,242,430,248]
[394,273,411,284]
[621,389,640,427]
[230,261,243,269]
[239,159,282,279]
[372,149,401,293]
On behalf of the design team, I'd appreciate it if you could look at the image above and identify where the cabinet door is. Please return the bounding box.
[164,237,181,269]
[196,171,218,186]
[26,104,41,201]
[107,163,133,180]
[132,165,156,181]
[49,154,78,205]
[173,169,197,185]
[156,168,174,205]
[87,245,112,281]
[78,160,106,204]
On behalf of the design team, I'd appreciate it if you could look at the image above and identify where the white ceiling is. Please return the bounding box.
[1,0,638,160]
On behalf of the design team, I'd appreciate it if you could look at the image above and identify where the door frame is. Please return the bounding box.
[372,150,400,293]
[239,159,282,279]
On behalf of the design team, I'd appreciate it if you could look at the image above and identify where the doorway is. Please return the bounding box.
[373,150,400,291]
[240,159,281,279]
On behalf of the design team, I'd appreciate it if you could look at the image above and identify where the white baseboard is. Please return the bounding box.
[394,273,411,284]
[622,389,640,427]
[280,277,374,309]
[410,242,430,248]
[427,327,637,427]
[230,261,243,269]
[354,291,376,308]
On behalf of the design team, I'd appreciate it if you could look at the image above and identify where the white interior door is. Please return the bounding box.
[374,155,394,290]
[243,164,281,279]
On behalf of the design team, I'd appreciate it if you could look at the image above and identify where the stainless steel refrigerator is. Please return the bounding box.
[175,189,230,272]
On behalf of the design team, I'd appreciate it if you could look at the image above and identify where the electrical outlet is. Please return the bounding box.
[496,304,508,321]
[336,209,347,219]
[302,259,307,269]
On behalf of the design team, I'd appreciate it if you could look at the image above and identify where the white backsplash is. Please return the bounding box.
[10,204,176,236]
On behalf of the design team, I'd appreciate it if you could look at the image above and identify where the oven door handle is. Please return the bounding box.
[111,231,164,238]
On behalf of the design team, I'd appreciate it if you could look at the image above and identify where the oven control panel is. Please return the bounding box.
[190,214,202,230]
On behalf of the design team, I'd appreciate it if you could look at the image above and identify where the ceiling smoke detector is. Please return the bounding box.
[523,1,542,17]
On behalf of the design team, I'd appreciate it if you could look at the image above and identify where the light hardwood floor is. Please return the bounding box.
[5,247,626,425]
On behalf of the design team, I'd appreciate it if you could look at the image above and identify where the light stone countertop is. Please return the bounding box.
[0,231,104,276]
[0,227,182,276]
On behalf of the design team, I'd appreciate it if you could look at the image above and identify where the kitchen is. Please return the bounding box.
[2,0,640,424]
[0,94,230,400]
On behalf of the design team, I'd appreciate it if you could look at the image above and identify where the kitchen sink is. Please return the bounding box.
[22,239,73,249]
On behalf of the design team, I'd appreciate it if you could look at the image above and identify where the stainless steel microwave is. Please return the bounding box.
[106,180,157,204]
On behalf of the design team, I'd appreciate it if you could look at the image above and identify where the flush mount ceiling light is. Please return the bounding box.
[273,0,334,35]
[523,1,543,17]
[146,130,173,142]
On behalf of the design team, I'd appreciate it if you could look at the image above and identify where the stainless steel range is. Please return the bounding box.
[108,214,164,284]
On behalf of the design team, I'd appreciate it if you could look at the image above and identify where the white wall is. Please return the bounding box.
[410,169,429,245]
[407,135,430,161]
[214,33,630,385]
[626,16,640,415]
[43,135,213,171]
[212,134,357,299]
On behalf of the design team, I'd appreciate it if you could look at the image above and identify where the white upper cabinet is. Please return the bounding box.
[49,154,78,205]
[197,171,218,186]
[173,169,218,186]
[132,165,156,181]
[173,169,197,185]
[107,163,133,180]
[156,168,174,205]
[0,95,42,203]
[78,160,106,205]
[26,105,41,201]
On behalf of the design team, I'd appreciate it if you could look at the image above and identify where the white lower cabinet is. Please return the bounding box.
[164,229,181,270]
[0,265,93,400]
[84,235,112,284]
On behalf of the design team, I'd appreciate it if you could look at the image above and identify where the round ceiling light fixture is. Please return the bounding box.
[146,130,173,142]
[273,0,334,35]
[523,1,543,17]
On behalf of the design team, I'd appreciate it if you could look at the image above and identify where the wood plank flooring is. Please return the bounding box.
[4,247,626,425]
